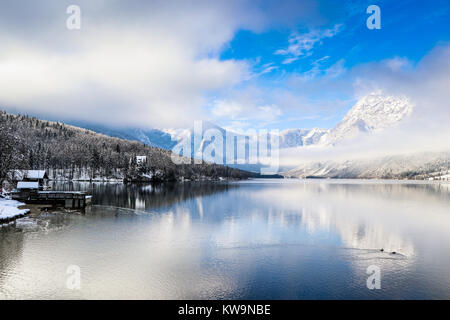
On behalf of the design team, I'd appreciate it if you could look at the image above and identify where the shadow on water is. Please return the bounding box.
[50,181,238,211]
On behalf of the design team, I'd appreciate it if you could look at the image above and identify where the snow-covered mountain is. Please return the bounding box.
[286,151,450,180]
[285,93,450,179]
[258,93,412,150]
[73,121,329,154]
[70,92,444,178]
[66,122,179,151]
[276,128,328,148]
[317,93,412,146]
[72,93,413,153]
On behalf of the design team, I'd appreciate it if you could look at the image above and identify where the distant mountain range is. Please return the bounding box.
[73,92,411,149]
[69,93,449,179]
[67,122,179,151]
[0,111,256,182]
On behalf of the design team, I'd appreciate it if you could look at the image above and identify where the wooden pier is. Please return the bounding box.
[11,191,92,209]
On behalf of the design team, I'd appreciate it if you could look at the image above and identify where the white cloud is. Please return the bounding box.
[325,59,346,78]
[279,44,450,167]
[0,1,255,128]
[384,57,412,71]
[211,100,243,119]
[210,95,283,131]
[292,56,346,82]
[0,34,250,128]
[0,0,322,129]
[281,57,299,64]
[275,24,343,64]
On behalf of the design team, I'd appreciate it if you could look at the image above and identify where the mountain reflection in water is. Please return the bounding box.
[1,180,449,299]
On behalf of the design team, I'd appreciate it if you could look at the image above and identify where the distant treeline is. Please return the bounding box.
[0,111,256,186]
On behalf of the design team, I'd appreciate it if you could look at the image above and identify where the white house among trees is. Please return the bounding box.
[136,156,147,164]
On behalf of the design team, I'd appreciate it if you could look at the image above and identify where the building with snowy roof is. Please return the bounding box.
[12,170,49,190]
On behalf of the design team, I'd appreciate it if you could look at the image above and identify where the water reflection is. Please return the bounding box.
[1,180,450,299]
[51,181,237,211]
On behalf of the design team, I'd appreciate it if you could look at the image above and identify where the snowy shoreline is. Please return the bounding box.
[0,198,30,223]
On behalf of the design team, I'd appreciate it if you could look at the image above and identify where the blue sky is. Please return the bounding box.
[0,0,448,131]
[212,0,450,130]
[224,1,449,72]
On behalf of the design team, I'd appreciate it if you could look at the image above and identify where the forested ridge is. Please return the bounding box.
[0,111,256,185]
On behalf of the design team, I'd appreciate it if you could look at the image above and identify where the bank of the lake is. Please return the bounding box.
[0,198,29,223]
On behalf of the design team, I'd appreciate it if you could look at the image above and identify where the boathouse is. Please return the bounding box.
[13,170,49,191]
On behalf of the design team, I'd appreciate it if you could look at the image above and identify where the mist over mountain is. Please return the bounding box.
[67,91,449,179]
[286,152,450,180]
[77,93,411,149]
[66,121,178,151]
[0,111,256,182]
[283,93,450,179]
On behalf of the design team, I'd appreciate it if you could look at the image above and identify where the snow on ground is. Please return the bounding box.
[0,198,29,220]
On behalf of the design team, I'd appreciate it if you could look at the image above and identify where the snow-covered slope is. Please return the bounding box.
[74,93,412,152]
[277,129,309,148]
[72,92,432,178]
[286,151,450,179]
[285,93,450,179]
[67,122,179,151]
[318,93,412,146]
[301,128,329,145]
[0,198,29,222]
[253,93,412,150]
[276,128,328,148]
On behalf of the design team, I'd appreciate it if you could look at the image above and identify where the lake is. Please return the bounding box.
[1,179,450,299]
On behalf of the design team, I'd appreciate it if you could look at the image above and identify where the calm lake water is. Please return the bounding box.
[1,179,450,299]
